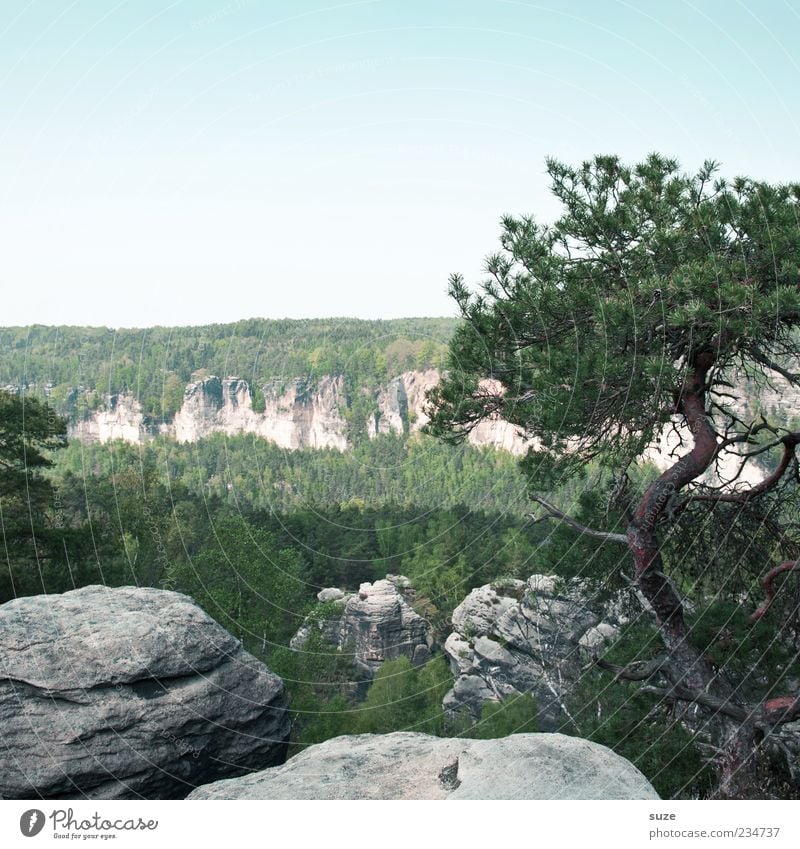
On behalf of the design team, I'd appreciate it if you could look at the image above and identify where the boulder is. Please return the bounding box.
[290,576,433,679]
[187,731,659,799]
[442,575,631,729]
[0,586,290,799]
[316,587,345,603]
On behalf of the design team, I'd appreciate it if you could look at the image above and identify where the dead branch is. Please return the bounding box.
[749,560,800,623]
[527,494,628,544]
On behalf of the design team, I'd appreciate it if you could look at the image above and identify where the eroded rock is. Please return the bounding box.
[442,575,629,729]
[290,576,433,679]
[187,731,659,800]
[0,586,289,799]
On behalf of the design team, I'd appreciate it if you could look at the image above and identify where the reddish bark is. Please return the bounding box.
[626,361,759,796]
[627,366,718,662]
[749,560,800,623]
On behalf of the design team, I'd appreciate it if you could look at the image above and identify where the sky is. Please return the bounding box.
[1,0,799,328]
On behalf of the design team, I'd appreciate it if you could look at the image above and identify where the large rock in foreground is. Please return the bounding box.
[0,586,289,799]
[187,731,658,799]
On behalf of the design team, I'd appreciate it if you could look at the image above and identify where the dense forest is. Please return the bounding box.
[0,318,456,420]
[2,315,799,800]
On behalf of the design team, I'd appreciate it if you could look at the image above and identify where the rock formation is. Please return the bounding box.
[172,374,348,449]
[187,731,659,799]
[442,575,630,730]
[290,576,433,680]
[0,586,289,799]
[367,369,439,437]
[65,368,530,453]
[69,393,149,444]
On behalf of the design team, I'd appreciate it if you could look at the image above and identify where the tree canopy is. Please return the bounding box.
[426,153,800,798]
[428,153,800,475]
[0,391,74,598]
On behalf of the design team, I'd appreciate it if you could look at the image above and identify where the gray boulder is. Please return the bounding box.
[187,731,658,799]
[291,575,433,679]
[0,585,290,799]
[442,575,631,729]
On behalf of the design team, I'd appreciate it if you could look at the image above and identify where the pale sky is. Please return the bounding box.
[2,0,799,327]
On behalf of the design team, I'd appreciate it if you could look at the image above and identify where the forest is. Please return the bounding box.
[2,363,798,799]
[0,317,455,421]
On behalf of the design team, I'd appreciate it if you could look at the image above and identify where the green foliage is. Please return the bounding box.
[453,693,539,739]
[0,392,92,600]
[566,623,715,799]
[426,154,800,485]
[269,630,362,750]
[354,656,453,736]
[688,598,798,698]
[164,514,309,650]
[0,318,455,422]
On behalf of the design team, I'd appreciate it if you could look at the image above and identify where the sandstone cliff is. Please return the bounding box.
[64,367,799,482]
[67,369,527,452]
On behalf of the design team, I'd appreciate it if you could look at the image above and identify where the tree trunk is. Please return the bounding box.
[626,363,759,797]
[714,721,761,799]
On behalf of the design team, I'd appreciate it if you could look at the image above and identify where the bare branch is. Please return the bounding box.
[593,654,671,681]
[676,434,800,512]
[749,560,800,623]
[639,684,749,722]
[527,494,628,544]
[748,347,800,385]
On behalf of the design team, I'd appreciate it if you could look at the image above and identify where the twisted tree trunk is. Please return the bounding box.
[626,360,760,797]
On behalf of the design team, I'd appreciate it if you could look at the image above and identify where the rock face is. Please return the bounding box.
[442,576,629,730]
[69,393,149,444]
[0,586,290,800]
[172,374,348,449]
[187,731,659,799]
[367,370,529,454]
[260,375,348,450]
[173,375,253,443]
[367,369,439,437]
[290,576,433,679]
[65,368,532,453]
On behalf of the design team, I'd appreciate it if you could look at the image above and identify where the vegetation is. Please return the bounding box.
[0,393,93,599]
[0,318,455,422]
[3,195,800,803]
[426,153,800,798]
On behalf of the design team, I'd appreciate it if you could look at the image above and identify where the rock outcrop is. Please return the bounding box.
[367,369,439,437]
[172,375,253,443]
[69,393,150,445]
[367,370,529,453]
[0,586,289,799]
[442,575,630,730]
[290,576,433,680]
[65,369,531,453]
[187,731,659,799]
[173,375,348,449]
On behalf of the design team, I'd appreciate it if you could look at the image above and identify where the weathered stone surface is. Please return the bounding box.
[173,374,348,450]
[367,369,439,438]
[442,575,630,730]
[187,731,659,800]
[0,586,290,800]
[290,576,432,678]
[69,393,148,445]
[316,587,345,603]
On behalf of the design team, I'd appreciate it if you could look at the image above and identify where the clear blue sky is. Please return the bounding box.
[2,0,799,327]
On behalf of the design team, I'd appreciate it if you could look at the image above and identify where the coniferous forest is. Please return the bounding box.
[3,309,800,800]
